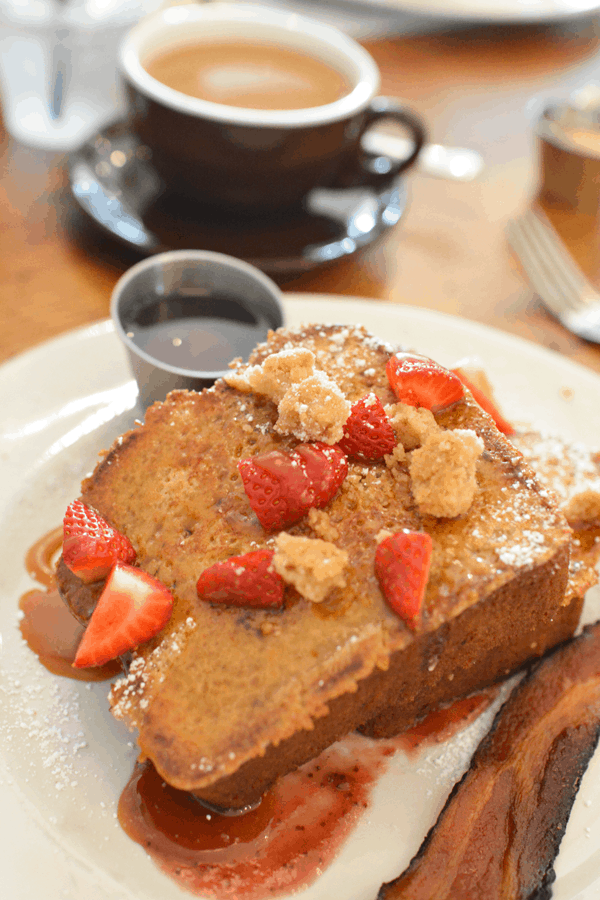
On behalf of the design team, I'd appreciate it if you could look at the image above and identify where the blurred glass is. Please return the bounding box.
[0,0,164,149]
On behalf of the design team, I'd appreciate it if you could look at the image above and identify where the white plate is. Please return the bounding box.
[2,296,600,900]
[235,0,600,42]
[305,0,600,23]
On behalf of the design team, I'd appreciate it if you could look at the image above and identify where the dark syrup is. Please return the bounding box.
[123,293,270,372]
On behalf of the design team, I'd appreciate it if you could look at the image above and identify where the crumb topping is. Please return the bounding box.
[384,444,407,468]
[307,508,340,542]
[226,348,350,444]
[225,348,315,402]
[275,373,350,444]
[272,533,348,603]
[409,428,484,518]
[386,402,439,450]
[564,490,600,526]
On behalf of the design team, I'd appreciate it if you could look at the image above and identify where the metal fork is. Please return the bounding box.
[506,208,600,344]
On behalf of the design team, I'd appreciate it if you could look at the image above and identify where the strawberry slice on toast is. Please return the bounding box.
[73,562,173,668]
[239,442,348,531]
[386,354,464,412]
[375,530,433,629]
[197,548,284,609]
[293,443,349,506]
[338,393,397,460]
[63,500,136,583]
[451,367,515,436]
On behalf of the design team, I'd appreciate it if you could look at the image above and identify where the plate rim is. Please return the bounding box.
[337,0,600,23]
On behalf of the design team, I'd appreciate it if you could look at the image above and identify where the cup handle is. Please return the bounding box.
[336,97,427,189]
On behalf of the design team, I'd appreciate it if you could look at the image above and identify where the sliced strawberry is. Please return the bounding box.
[73,562,173,668]
[386,354,464,412]
[238,443,348,531]
[338,394,396,460]
[196,549,284,609]
[63,499,136,583]
[238,453,310,531]
[451,368,515,436]
[375,531,432,628]
[294,443,348,506]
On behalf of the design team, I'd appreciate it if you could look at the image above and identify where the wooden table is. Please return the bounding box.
[2,16,600,374]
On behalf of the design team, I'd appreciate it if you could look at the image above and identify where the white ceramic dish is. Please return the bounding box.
[305,0,600,23]
[2,295,600,900]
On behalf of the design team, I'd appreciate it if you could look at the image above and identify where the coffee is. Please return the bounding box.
[143,40,351,110]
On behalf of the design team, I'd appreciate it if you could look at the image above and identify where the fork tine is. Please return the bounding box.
[507,211,600,344]
[521,210,591,313]
[506,217,576,322]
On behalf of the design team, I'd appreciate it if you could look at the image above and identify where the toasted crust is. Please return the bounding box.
[57,325,575,807]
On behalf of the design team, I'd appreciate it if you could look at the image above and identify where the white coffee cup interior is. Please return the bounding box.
[120,2,380,128]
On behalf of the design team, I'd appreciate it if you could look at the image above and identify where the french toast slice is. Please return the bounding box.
[57,325,575,809]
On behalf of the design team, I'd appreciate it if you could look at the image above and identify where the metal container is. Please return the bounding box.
[111,250,284,408]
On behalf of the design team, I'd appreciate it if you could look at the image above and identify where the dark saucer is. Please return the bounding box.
[69,121,408,277]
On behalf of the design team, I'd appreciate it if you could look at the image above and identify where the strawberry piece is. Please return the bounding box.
[338,394,396,460]
[386,354,464,412]
[238,443,348,531]
[451,368,515,436]
[375,531,433,628]
[63,499,136,583]
[238,453,311,531]
[294,443,348,506]
[73,562,173,668]
[196,549,284,609]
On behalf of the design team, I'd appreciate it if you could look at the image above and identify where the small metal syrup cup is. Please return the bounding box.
[111,250,284,408]
[537,99,600,216]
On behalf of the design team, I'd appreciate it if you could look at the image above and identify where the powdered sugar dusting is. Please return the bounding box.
[1,665,87,795]
[110,616,197,723]
[0,610,137,828]
[512,430,600,520]
[497,531,547,567]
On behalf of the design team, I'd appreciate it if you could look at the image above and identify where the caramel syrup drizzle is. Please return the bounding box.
[20,526,120,681]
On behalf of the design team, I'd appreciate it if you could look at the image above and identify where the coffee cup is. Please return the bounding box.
[119,2,426,214]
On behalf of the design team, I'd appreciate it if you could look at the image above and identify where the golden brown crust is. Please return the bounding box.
[57,325,575,806]
[193,547,577,809]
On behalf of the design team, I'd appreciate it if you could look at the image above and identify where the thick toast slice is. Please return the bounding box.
[57,325,575,808]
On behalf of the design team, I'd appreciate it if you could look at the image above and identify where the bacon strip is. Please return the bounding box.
[379,622,600,900]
